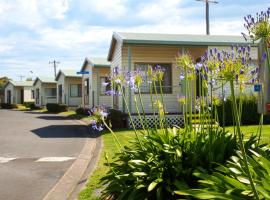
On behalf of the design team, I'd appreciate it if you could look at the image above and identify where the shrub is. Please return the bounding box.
[106,109,127,129]
[24,102,40,110]
[101,128,239,199]
[46,103,68,113]
[176,143,270,199]
[0,103,17,109]
[216,96,270,126]
[75,107,91,116]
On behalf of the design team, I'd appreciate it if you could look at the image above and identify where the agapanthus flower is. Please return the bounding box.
[243,8,270,42]
[202,46,258,84]
[179,74,185,80]
[102,82,110,87]
[262,52,267,61]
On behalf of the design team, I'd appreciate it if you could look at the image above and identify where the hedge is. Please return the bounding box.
[46,103,68,113]
[0,103,18,109]
[216,96,270,126]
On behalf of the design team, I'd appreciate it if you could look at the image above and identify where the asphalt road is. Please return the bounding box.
[0,109,89,200]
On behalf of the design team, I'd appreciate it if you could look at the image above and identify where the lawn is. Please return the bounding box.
[78,125,270,200]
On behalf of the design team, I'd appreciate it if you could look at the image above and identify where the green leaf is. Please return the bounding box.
[133,172,147,176]
[148,179,162,192]
[176,149,182,157]
[175,189,234,199]
[229,167,242,175]
[129,160,147,165]
[236,176,250,184]
[256,186,270,198]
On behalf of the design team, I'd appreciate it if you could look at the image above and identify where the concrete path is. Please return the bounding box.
[0,109,98,200]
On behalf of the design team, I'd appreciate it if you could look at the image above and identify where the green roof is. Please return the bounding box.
[88,57,110,67]
[34,77,56,86]
[56,69,81,81]
[115,32,259,45]
[108,32,260,61]
[81,57,110,71]
[9,80,34,87]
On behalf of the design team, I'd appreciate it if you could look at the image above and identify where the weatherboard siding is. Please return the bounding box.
[81,64,111,107]
[4,83,14,104]
[92,68,111,107]
[34,81,57,106]
[66,77,82,107]
[121,44,196,114]
[111,40,122,109]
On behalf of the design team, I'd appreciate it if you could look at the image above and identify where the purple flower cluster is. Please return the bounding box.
[243,8,270,41]
[89,105,108,131]
[200,46,259,84]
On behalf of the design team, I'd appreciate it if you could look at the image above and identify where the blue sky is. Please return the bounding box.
[0,0,269,80]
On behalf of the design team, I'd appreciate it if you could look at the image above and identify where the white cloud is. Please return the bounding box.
[137,0,182,23]
[38,0,70,20]
[0,0,70,28]
[38,23,113,50]
[79,0,127,19]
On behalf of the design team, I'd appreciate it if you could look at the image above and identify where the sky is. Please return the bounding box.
[0,0,269,80]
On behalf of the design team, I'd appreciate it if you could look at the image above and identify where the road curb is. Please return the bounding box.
[43,119,102,200]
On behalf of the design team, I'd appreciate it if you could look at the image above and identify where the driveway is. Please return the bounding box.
[0,109,90,200]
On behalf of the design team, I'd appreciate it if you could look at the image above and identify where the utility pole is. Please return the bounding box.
[196,0,218,35]
[18,75,25,81]
[49,60,60,78]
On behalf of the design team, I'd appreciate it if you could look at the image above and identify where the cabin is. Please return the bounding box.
[55,69,82,107]
[80,57,111,108]
[4,80,34,104]
[108,32,261,117]
[33,77,57,107]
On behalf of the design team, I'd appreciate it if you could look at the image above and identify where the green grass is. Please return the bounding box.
[59,110,92,123]
[79,129,136,200]
[78,125,270,200]
[226,125,270,145]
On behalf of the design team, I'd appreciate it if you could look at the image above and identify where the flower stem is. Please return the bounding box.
[230,80,259,199]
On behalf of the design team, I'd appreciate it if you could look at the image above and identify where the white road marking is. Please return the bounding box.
[35,157,75,162]
[0,157,16,163]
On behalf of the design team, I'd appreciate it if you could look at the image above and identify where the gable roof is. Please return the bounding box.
[108,32,260,61]
[33,77,56,86]
[6,80,34,88]
[55,69,81,81]
[81,57,110,71]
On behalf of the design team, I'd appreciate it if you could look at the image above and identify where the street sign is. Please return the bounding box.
[77,71,90,75]
[254,84,262,92]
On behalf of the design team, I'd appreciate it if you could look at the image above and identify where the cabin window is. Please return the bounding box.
[45,88,57,97]
[70,84,82,97]
[31,90,35,99]
[100,77,111,94]
[134,63,172,94]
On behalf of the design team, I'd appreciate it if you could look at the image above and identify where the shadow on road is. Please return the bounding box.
[31,125,99,138]
[37,116,68,120]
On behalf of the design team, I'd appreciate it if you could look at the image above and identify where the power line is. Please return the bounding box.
[18,75,25,81]
[196,0,219,35]
[49,60,60,78]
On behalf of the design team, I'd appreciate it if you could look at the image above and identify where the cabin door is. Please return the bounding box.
[7,90,11,104]
[36,89,40,105]
[84,79,89,107]
[58,85,62,104]
[20,89,24,104]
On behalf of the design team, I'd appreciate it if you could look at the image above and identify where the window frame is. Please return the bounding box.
[45,88,57,97]
[70,84,82,97]
[134,63,173,94]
